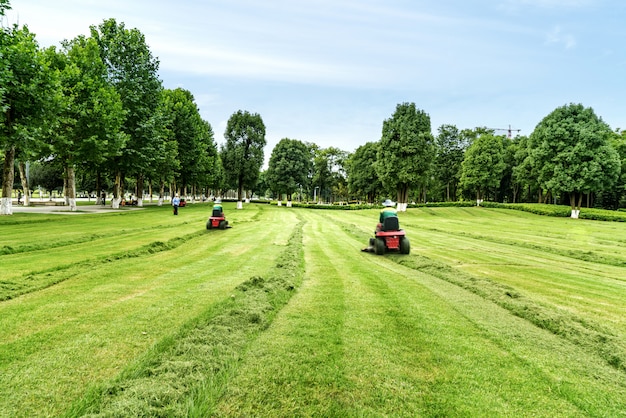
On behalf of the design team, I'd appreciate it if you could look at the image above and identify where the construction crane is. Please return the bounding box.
[490,125,521,139]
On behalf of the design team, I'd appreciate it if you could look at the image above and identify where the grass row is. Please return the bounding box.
[65,217,306,417]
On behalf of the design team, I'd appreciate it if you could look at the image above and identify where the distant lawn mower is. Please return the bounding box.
[206,207,230,230]
[363,216,410,255]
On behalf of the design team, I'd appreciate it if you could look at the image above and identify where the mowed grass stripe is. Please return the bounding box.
[0,204,294,417]
[212,210,351,416]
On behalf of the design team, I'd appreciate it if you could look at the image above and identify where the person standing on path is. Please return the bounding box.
[172,193,180,215]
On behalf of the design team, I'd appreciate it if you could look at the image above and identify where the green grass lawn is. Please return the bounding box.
[1,203,625,417]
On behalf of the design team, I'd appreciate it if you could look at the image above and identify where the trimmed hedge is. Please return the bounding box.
[482,202,626,222]
[269,200,626,222]
[270,201,476,210]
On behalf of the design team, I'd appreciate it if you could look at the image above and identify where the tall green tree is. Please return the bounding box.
[529,103,621,218]
[90,18,162,207]
[435,124,466,201]
[162,88,218,200]
[1,24,56,214]
[44,36,127,211]
[459,132,506,204]
[266,138,311,205]
[311,146,348,203]
[347,141,381,203]
[220,110,266,209]
[376,102,435,211]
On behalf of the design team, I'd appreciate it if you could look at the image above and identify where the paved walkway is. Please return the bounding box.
[10,203,145,215]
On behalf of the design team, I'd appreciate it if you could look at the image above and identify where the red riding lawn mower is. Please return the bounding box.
[365,216,410,255]
[206,207,230,230]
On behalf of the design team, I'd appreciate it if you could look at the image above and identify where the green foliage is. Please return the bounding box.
[47,36,127,173]
[220,110,266,200]
[1,23,58,205]
[434,124,466,201]
[529,103,621,209]
[90,18,163,178]
[459,132,506,201]
[266,138,311,199]
[346,141,381,203]
[161,88,219,191]
[377,102,435,204]
[311,146,349,203]
[0,0,10,16]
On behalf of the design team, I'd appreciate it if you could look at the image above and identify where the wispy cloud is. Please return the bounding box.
[545,25,577,49]
[499,0,593,12]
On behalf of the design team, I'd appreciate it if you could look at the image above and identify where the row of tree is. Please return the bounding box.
[264,102,625,218]
[1,1,271,214]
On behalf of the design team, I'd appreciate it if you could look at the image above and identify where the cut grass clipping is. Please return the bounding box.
[65,219,305,418]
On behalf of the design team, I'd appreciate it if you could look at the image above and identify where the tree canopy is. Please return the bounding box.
[347,141,381,204]
[376,102,435,210]
[529,103,621,217]
[1,23,56,214]
[459,131,506,204]
[266,138,311,204]
[220,110,266,208]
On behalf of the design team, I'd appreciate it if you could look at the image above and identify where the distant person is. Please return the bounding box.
[101,191,106,206]
[17,190,22,205]
[172,193,180,215]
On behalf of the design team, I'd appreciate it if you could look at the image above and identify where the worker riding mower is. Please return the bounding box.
[206,207,230,230]
[364,216,410,255]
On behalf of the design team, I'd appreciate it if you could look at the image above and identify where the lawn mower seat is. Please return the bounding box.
[212,208,223,217]
[382,216,400,231]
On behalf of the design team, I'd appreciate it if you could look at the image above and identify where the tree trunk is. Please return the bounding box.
[158,179,165,206]
[112,170,122,208]
[96,172,103,205]
[1,146,15,215]
[136,173,144,207]
[570,192,582,219]
[18,161,31,206]
[237,179,243,209]
[66,165,77,211]
[396,184,409,212]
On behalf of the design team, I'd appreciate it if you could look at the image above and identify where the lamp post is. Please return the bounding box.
[314,186,319,203]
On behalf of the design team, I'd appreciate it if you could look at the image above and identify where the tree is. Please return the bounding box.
[162,88,218,200]
[90,18,162,208]
[1,24,56,214]
[44,36,127,211]
[220,110,266,209]
[266,138,311,206]
[459,131,506,204]
[311,146,348,203]
[376,103,435,211]
[529,103,621,218]
[347,141,381,203]
[435,124,466,201]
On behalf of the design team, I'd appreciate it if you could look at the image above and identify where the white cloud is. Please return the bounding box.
[545,25,577,49]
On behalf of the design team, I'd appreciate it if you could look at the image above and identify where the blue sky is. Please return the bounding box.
[5,0,626,158]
